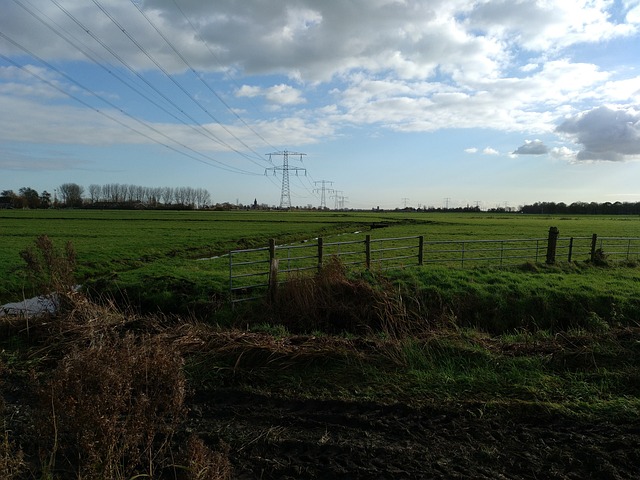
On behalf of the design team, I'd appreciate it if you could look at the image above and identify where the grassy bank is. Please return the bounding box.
[2,260,639,478]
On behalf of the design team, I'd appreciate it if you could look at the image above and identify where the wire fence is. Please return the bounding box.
[228,232,640,305]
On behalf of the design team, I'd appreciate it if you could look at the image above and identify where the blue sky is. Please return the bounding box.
[1,0,640,210]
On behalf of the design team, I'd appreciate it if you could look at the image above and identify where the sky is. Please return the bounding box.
[1,0,640,210]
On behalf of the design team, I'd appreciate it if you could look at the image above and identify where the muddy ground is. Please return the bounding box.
[3,365,639,479]
[189,390,640,479]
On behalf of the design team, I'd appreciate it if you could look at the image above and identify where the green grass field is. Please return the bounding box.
[1,209,639,307]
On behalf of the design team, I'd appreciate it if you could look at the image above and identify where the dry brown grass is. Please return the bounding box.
[19,234,76,297]
[0,429,25,480]
[1,360,26,480]
[179,435,232,480]
[258,257,426,339]
[36,332,186,479]
[0,286,232,479]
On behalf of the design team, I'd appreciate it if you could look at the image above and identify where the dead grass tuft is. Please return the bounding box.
[263,257,425,338]
[37,331,186,479]
[19,234,76,297]
[0,360,26,480]
[0,429,25,480]
[180,435,232,480]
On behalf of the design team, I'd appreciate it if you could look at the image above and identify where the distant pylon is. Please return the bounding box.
[331,190,348,210]
[265,150,306,209]
[313,180,334,209]
[331,190,343,210]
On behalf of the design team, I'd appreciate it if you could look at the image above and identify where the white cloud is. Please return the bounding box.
[465,0,637,51]
[1,0,640,155]
[520,63,539,72]
[237,83,305,105]
[599,76,640,102]
[626,0,640,23]
[482,147,499,155]
[465,147,478,153]
[556,105,640,161]
[550,146,578,161]
[6,0,631,82]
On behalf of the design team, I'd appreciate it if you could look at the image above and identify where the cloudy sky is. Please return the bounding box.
[2,0,640,209]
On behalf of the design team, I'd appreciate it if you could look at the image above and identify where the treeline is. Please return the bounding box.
[0,187,53,209]
[519,201,640,215]
[86,183,210,209]
[0,183,211,210]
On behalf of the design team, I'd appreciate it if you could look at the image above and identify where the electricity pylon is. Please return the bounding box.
[313,180,334,209]
[331,190,343,210]
[331,190,348,210]
[265,150,306,209]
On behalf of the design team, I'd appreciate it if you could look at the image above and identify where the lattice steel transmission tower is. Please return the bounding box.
[265,150,306,209]
[313,180,334,209]
[331,190,348,210]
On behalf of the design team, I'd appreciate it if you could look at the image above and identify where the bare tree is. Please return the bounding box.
[88,184,101,203]
[58,183,84,207]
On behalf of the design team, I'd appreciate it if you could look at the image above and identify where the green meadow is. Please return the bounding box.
[1,209,639,307]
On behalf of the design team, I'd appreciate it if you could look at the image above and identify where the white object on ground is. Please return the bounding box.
[0,294,59,317]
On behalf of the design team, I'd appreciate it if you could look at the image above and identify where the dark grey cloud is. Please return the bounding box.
[556,106,640,161]
[512,139,549,155]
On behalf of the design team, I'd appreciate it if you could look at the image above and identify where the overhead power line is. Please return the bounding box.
[0,37,258,176]
[90,0,270,167]
[11,0,266,170]
[128,0,270,163]
[166,0,280,153]
[1,1,333,204]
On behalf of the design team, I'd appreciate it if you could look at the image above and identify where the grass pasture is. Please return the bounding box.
[0,209,376,304]
[1,209,639,309]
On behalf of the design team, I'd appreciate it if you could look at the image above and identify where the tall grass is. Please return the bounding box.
[1,236,232,479]
[19,234,76,298]
[239,256,426,338]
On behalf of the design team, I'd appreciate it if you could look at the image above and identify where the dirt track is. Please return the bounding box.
[189,390,640,479]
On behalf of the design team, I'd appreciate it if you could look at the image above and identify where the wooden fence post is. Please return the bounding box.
[418,235,424,266]
[317,237,324,272]
[546,226,559,264]
[568,237,574,263]
[365,235,371,270]
[268,238,278,302]
[590,234,598,262]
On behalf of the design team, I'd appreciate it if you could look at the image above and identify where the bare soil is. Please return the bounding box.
[189,390,640,480]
